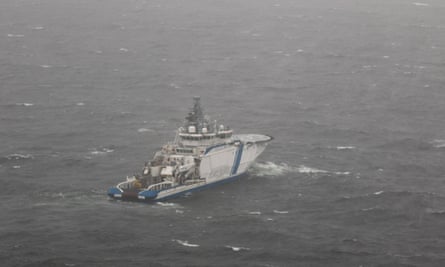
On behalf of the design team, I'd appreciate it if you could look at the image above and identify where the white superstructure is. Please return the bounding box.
[108,97,272,201]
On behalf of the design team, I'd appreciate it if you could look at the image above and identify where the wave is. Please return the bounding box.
[426,209,445,215]
[172,239,199,247]
[89,148,114,155]
[431,139,445,148]
[15,103,34,107]
[297,165,328,174]
[225,245,250,252]
[335,146,356,150]
[412,2,430,7]
[248,211,262,215]
[250,162,290,176]
[298,165,350,175]
[4,153,34,160]
[156,202,176,207]
[273,210,289,214]
[250,161,350,177]
[137,128,155,133]
[7,34,24,37]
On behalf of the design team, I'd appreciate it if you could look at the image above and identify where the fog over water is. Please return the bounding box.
[1,0,445,266]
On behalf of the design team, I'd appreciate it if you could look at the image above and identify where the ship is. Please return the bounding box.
[107,97,272,202]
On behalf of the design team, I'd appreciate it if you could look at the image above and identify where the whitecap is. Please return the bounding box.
[40,65,52,68]
[374,191,384,195]
[273,210,289,214]
[89,148,114,155]
[175,209,184,214]
[119,48,129,52]
[169,83,180,89]
[252,162,349,177]
[250,161,290,176]
[157,202,176,207]
[225,245,250,252]
[361,207,378,211]
[16,103,34,107]
[6,154,34,160]
[426,209,445,215]
[7,34,24,37]
[138,128,154,133]
[412,2,430,6]
[336,146,356,150]
[13,165,21,169]
[76,102,85,106]
[248,211,261,215]
[334,171,351,175]
[297,165,328,174]
[431,139,445,148]
[173,239,199,247]
[90,151,107,155]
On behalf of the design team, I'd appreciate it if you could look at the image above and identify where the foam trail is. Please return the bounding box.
[298,165,328,174]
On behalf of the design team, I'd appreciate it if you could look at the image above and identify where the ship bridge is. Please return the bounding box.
[176,96,232,147]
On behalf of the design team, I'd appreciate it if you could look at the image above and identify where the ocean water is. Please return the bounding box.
[1,0,445,266]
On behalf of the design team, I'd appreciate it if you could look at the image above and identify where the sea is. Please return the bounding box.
[1,0,445,266]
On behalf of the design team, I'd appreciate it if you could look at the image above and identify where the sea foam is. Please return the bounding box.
[251,162,350,177]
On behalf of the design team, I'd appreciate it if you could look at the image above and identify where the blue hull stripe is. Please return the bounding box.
[230,144,244,175]
[204,143,227,155]
[155,172,248,201]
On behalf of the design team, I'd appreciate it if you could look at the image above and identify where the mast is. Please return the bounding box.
[184,96,207,132]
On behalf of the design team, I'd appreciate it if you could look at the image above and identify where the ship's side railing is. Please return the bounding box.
[117,179,134,190]
[147,181,174,192]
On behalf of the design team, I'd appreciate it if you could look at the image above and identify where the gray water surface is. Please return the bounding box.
[1,0,445,266]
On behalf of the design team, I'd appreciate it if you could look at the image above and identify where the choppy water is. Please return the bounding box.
[1,0,445,266]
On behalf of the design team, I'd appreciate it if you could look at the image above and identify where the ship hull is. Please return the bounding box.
[108,172,248,202]
[107,134,272,202]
